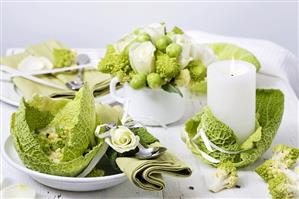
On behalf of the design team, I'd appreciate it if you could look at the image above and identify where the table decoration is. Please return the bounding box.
[8,82,192,191]
[0,40,111,99]
[98,22,262,125]
[182,89,284,167]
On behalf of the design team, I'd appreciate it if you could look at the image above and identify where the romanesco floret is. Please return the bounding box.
[272,144,299,168]
[255,160,284,182]
[98,45,132,82]
[187,60,206,81]
[209,162,238,193]
[155,53,180,82]
[268,170,299,199]
[53,48,76,68]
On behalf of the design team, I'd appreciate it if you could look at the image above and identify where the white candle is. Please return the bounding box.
[207,60,256,143]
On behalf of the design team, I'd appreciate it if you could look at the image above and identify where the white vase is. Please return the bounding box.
[110,77,186,126]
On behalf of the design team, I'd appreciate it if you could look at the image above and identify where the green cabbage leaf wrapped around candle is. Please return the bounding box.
[183,89,284,168]
[10,84,107,177]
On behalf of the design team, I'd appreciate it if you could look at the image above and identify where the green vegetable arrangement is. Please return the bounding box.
[10,83,101,176]
[98,23,261,95]
[10,82,161,178]
[182,89,284,168]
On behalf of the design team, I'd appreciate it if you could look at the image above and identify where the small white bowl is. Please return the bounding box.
[3,136,127,192]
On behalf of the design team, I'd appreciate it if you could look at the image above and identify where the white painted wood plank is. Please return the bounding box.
[1,48,298,198]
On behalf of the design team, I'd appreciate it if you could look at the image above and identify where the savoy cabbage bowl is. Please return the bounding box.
[183,89,284,168]
[9,83,123,177]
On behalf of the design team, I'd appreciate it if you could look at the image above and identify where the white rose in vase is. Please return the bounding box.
[129,41,156,75]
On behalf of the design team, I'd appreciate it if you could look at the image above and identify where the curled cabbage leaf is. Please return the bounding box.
[10,84,103,176]
[183,89,284,168]
[206,43,261,71]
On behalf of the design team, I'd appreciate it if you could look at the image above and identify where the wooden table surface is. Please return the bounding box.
[1,49,298,199]
[1,72,298,199]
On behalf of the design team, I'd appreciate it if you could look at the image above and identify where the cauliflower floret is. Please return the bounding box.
[98,45,132,82]
[268,170,299,199]
[272,144,299,168]
[209,162,238,193]
[155,52,180,82]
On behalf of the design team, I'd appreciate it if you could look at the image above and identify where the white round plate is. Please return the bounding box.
[3,136,127,192]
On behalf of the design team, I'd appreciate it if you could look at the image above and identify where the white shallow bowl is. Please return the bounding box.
[3,136,127,192]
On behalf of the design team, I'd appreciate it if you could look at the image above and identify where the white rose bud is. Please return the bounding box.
[114,33,138,54]
[129,41,156,75]
[105,126,140,153]
[142,23,166,43]
[191,43,217,66]
[172,34,193,69]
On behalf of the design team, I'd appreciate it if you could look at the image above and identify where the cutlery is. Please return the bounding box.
[65,54,90,91]
[1,64,94,78]
[135,144,167,160]
[0,65,66,90]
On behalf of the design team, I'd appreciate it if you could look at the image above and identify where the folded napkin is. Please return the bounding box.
[0,40,111,99]
[186,30,299,98]
[116,142,192,191]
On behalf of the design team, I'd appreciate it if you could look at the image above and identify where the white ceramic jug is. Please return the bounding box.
[109,77,186,126]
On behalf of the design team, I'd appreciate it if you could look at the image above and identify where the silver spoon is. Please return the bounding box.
[135,144,167,160]
[66,54,90,91]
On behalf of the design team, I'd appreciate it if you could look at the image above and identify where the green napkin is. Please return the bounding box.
[116,142,192,191]
[0,40,111,99]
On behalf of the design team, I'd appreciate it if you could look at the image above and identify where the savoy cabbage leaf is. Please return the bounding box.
[183,89,284,168]
[10,83,103,177]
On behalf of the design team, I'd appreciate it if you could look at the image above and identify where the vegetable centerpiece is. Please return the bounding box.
[98,22,261,95]
[10,82,192,191]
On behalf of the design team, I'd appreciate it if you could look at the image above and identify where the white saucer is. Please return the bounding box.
[3,136,127,192]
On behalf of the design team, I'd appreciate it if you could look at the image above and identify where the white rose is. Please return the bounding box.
[105,126,140,153]
[129,41,156,75]
[191,43,218,66]
[172,34,193,69]
[142,23,166,43]
[114,33,138,53]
